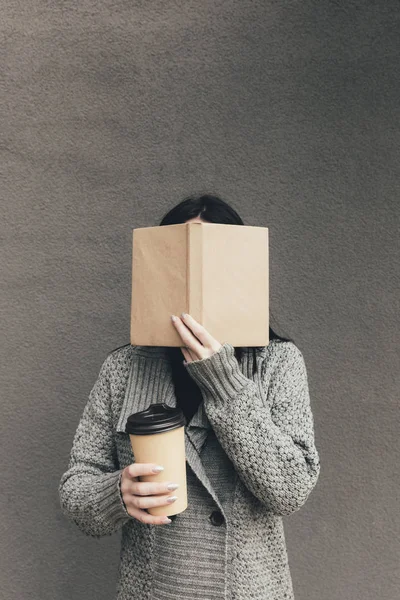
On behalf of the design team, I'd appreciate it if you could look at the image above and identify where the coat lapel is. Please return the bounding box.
[116,346,225,514]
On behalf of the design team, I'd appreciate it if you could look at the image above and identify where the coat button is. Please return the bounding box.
[209,510,225,526]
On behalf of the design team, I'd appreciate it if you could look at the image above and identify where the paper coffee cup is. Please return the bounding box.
[125,403,188,516]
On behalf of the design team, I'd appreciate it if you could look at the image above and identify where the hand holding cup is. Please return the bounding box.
[120,463,179,525]
[125,403,188,517]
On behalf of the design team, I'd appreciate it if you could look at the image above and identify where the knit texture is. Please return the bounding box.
[58,340,321,600]
[151,429,237,599]
[150,401,238,600]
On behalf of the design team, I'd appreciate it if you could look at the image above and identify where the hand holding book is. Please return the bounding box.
[170,312,223,365]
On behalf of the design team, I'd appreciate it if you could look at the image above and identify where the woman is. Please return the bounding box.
[59,193,321,600]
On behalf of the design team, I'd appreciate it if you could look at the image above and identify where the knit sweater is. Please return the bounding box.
[58,340,321,600]
[151,400,238,599]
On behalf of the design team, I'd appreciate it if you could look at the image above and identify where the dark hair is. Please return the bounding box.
[159,192,294,377]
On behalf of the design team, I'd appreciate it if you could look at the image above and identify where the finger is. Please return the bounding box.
[173,317,205,356]
[125,463,165,479]
[180,313,217,349]
[131,493,178,510]
[129,479,179,496]
[128,505,172,526]
[186,348,197,362]
[180,346,193,363]
[180,346,188,359]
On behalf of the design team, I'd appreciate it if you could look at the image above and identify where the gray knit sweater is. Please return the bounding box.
[59,340,321,600]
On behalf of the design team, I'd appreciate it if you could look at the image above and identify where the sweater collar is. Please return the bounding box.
[116,344,258,433]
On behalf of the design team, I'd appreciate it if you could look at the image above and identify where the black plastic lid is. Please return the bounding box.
[125,403,185,435]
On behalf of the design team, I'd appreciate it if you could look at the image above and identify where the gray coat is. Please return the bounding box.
[59,340,321,599]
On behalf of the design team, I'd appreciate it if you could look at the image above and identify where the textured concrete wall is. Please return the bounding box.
[1,1,399,599]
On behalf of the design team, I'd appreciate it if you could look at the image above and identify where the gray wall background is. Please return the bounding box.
[1,1,399,599]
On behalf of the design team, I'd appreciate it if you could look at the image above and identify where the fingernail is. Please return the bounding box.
[181,313,186,318]
[152,465,164,473]
[167,483,179,490]
[166,496,178,503]
[171,315,177,322]
[163,517,172,524]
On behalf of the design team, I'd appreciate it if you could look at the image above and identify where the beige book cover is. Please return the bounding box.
[130,222,269,347]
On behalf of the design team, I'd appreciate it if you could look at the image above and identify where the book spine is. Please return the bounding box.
[187,224,203,324]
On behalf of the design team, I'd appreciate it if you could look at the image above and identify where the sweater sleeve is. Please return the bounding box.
[58,354,135,537]
[184,341,321,516]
